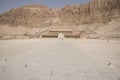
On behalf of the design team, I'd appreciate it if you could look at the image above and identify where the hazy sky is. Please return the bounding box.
[0,0,90,14]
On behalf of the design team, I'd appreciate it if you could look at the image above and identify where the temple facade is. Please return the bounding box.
[40,29,88,39]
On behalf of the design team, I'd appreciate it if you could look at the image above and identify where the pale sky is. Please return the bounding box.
[0,0,90,14]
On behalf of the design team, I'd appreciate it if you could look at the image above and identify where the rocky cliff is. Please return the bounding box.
[0,0,120,27]
[59,0,120,25]
[0,5,57,27]
[0,0,120,40]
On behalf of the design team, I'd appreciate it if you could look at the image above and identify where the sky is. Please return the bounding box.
[0,0,90,14]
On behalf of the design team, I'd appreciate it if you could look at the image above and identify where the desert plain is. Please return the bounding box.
[0,39,120,80]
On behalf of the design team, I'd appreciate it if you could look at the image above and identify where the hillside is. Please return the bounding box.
[0,5,56,27]
[0,0,120,26]
[0,0,120,39]
[59,0,120,25]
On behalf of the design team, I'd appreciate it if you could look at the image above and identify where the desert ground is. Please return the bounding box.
[0,39,120,80]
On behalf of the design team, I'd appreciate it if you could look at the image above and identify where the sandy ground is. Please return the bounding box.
[0,39,120,80]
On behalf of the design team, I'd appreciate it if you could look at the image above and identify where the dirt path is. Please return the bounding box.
[0,39,120,80]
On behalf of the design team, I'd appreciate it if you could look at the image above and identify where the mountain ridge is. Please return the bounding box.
[0,0,120,39]
[0,0,120,27]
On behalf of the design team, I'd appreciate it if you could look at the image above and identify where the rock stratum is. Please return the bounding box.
[0,0,120,26]
[0,0,120,39]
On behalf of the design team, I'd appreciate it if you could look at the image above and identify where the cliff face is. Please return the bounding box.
[0,0,120,27]
[0,5,57,27]
[59,0,120,25]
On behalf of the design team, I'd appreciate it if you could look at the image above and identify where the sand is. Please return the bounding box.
[0,39,120,80]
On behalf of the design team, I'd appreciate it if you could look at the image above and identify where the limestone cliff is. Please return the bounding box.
[0,0,120,27]
[0,0,120,39]
[59,0,120,25]
[0,5,57,27]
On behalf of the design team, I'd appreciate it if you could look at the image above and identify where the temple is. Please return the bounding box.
[41,29,88,38]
